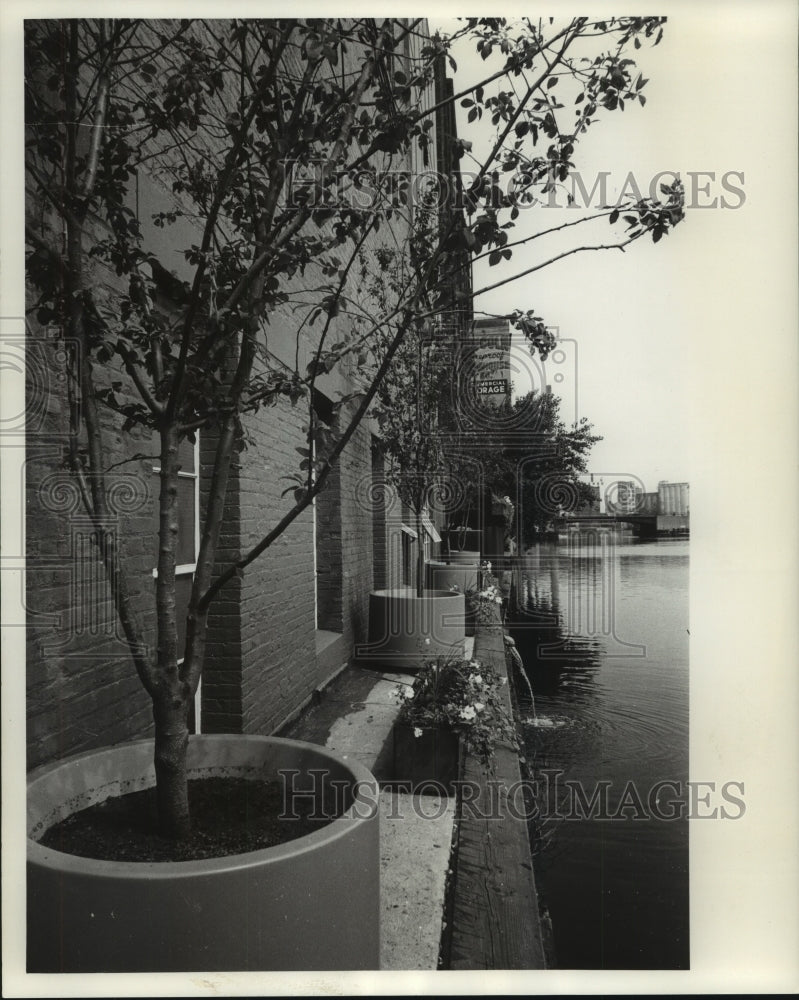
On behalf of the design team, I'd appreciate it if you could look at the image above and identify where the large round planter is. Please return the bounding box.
[426,562,480,636]
[444,528,482,560]
[365,588,465,669]
[446,548,481,566]
[426,560,479,594]
[27,735,380,973]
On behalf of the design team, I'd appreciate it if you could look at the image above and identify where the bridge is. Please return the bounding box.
[553,512,660,538]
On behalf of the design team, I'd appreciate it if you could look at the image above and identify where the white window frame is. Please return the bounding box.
[400,523,416,587]
[421,509,440,568]
[400,508,440,580]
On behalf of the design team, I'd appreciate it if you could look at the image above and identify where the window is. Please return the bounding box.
[312,391,343,632]
[400,523,416,588]
[371,437,388,590]
[151,434,201,733]
[421,508,441,565]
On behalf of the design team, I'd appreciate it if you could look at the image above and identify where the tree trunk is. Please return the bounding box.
[154,423,192,837]
[153,697,191,840]
[416,509,425,599]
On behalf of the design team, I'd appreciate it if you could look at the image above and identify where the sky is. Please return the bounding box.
[430,11,779,493]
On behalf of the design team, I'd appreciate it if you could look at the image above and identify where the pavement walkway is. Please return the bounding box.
[279,659,466,970]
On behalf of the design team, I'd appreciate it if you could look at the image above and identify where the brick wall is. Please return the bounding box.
[315,450,343,633]
[198,425,244,733]
[236,393,318,734]
[370,438,388,591]
[24,328,157,770]
[338,408,375,647]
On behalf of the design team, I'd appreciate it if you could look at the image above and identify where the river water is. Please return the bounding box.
[507,537,689,969]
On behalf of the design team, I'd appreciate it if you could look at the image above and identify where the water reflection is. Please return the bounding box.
[508,540,689,970]
[509,546,603,701]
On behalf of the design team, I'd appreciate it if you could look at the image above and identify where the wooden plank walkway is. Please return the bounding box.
[447,617,546,969]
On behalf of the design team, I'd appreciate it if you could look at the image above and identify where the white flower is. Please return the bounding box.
[424,638,431,645]
[413,727,423,738]
[474,702,485,713]
[459,705,476,722]
[471,674,483,686]
[400,687,414,700]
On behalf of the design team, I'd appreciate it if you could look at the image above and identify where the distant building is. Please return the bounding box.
[640,491,659,515]
[607,480,643,515]
[656,481,690,535]
[657,481,690,516]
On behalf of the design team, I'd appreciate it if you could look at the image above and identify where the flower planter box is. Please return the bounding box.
[364,588,465,669]
[27,735,380,973]
[391,723,460,796]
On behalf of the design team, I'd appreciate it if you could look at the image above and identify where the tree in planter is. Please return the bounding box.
[371,312,448,599]
[441,382,603,546]
[24,16,683,839]
[500,388,602,543]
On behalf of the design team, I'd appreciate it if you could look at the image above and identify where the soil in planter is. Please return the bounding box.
[37,777,346,863]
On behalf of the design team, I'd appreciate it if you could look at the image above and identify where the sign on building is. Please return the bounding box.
[476,378,509,396]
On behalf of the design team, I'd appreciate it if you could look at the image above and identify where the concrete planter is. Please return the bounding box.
[365,588,465,669]
[426,562,480,636]
[444,528,482,561]
[27,735,380,973]
[392,724,460,796]
[446,548,481,566]
[426,560,479,594]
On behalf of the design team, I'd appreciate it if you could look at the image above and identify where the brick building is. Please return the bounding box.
[24,19,467,769]
[468,316,512,406]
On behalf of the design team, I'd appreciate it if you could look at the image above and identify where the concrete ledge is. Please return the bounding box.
[315,628,347,679]
[447,613,546,970]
